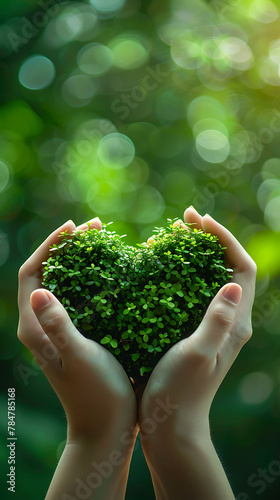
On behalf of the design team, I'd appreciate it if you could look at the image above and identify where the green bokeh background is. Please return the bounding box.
[1,0,280,498]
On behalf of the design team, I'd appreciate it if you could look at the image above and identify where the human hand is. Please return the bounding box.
[18,218,138,499]
[138,207,256,499]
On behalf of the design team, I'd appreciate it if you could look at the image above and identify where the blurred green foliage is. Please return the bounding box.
[1,0,280,498]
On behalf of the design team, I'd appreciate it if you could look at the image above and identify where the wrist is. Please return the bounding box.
[66,420,138,467]
[140,416,211,468]
[141,435,234,500]
[46,428,138,500]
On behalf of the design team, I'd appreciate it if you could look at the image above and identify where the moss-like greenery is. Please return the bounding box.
[42,219,232,384]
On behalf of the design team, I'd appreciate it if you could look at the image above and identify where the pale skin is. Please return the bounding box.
[18,218,138,500]
[17,207,256,500]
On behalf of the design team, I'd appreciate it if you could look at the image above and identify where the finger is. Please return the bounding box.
[201,214,256,347]
[201,214,256,274]
[19,220,76,283]
[75,217,102,232]
[18,220,76,347]
[184,210,256,342]
[190,283,242,360]
[18,220,76,311]
[30,289,87,362]
[184,206,203,228]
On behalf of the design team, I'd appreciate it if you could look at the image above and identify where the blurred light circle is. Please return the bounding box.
[259,57,280,86]
[62,75,96,107]
[0,233,9,266]
[78,43,113,76]
[196,130,230,163]
[56,8,97,41]
[89,0,125,15]
[111,39,149,70]
[219,37,253,70]
[132,186,165,223]
[228,136,247,167]
[0,160,10,193]
[193,118,228,138]
[125,157,149,187]
[187,96,226,127]
[264,196,280,231]
[43,6,98,47]
[171,40,203,70]
[261,158,280,179]
[87,181,121,214]
[269,39,280,64]
[239,372,274,404]
[249,0,279,24]
[201,38,223,60]
[196,61,231,91]
[56,9,83,40]
[257,179,280,210]
[98,133,135,168]
[19,55,55,90]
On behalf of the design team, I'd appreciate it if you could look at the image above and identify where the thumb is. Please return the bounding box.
[30,289,86,359]
[191,283,242,359]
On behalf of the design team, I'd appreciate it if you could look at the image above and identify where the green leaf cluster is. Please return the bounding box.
[42,219,232,384]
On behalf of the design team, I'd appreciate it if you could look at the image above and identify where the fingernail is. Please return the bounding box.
[88,217,101,224]
[62,219,74,226]
[31,290,51,311]
[189,205,198,213]
[223,284,242,305]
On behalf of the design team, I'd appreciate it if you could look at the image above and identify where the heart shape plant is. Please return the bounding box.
[42,220,231,385]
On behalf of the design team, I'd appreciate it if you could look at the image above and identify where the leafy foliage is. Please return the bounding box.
[42,219,231,384]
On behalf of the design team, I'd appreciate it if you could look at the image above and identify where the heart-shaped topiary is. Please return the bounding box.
[42,219,232,385]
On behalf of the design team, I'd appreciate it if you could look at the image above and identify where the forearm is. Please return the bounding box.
[45,434,136,500]
[143,434,234,500]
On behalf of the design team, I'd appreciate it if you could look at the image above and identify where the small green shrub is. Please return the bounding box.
[42,219,232,385]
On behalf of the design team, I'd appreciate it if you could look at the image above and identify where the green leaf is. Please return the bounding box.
[132,353,140,362]
[150,318,157,323]
[140,366,153,376]
[101,335,112,345]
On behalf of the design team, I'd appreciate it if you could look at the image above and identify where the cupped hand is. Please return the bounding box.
[138,207,256,451]
[17,218,138,449]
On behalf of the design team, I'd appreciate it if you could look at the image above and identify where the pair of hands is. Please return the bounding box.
[17,206,256,499]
